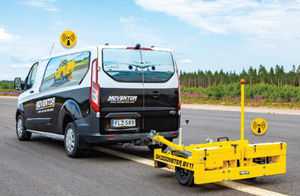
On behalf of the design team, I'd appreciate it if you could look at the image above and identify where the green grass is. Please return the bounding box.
[181,83,300,109]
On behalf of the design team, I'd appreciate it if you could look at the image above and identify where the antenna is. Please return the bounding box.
[49,42,55,56]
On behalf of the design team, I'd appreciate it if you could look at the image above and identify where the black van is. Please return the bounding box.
[14,45,180,157]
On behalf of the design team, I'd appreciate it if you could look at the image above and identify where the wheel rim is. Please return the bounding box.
[66,128,75,153]
[17,118,23,137]
[178,168,189,180]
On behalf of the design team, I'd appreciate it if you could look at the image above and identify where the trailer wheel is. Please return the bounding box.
[175,167,194,186]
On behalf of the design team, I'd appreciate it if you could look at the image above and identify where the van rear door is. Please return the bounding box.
[100,48,179,134]
[141,50,179,133]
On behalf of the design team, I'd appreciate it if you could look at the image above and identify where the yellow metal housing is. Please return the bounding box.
[152,134,286,185]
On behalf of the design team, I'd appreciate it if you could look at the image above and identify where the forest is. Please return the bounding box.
[180,65,300,87]
[180,65,300,108]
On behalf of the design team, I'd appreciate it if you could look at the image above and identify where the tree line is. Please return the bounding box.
[0,80,14,89]
[180,65,300,88]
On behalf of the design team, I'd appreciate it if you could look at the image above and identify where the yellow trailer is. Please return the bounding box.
[149,79,286,186]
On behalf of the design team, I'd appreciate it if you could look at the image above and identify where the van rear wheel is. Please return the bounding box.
[64,122,80,158]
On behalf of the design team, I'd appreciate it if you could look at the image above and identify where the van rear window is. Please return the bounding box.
[102,49,174,83]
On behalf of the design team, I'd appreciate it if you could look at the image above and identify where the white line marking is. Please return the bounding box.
[215,181,287,196]
[0,96,18,99]
[94,146,287,196]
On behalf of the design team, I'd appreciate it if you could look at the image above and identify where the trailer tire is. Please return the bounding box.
[175,167,194,186]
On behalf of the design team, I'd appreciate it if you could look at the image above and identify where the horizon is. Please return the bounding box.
[1,0,300,80]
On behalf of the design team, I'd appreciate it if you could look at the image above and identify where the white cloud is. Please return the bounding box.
[119,16,145,23]
[119,16,165,46]
[19,0,60,12]
[10,63,32,68]
[178,59,192,63]
[55,21,64,26]
[135,0,300,45]
[0,28,20,42]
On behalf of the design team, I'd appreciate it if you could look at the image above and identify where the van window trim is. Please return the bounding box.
[39,51,91,93]
[101,48,175,83]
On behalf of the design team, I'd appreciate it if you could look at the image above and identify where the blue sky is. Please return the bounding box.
[0,0,300,80]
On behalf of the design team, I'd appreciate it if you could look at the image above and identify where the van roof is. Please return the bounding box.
[39,45,173,61]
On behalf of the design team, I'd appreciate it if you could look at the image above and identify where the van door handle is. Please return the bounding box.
[151,91,160,98]
[30,90,34,94]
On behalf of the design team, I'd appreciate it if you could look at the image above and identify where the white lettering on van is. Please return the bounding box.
[107,96,137,103]
[36,97,55,113]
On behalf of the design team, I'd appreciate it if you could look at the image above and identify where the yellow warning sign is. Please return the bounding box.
[251,118,268,136]
[60,30,77,48]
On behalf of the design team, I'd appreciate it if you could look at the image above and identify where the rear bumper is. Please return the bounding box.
[79,130,179,144]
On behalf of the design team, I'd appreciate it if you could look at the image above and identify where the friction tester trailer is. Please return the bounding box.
[149,79,286,186]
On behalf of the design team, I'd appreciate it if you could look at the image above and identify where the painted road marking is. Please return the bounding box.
[0,96,18,99]
[95,146,287,196]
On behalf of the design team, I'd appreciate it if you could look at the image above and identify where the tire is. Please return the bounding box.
[147,138,172,152]
[175,167,194,186]
[64,122,80,158]
[16,115,31,141]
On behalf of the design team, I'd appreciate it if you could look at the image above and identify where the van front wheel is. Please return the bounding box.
[16,115,31,141]
[64,122,80,158]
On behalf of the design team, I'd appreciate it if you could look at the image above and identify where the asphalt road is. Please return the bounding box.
[0,97,299,196]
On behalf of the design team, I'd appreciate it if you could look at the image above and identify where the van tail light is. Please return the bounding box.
[90,58,100,112]
[175,63,181,111]
[178,84,181,111]
[126,47,152,50]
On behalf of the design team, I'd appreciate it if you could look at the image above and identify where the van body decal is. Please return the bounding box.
[107,96,137,104]
[36,97,55,113]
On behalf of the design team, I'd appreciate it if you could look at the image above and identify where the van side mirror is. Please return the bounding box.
[14,77,23,91]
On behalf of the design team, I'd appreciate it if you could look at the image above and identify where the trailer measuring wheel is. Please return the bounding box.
[175,167,194,186]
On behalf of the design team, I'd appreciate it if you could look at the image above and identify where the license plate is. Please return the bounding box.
[111,119,136,128]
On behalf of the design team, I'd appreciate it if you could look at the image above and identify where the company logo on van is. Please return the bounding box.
[107,96,137,103]
[36,97,55,113]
